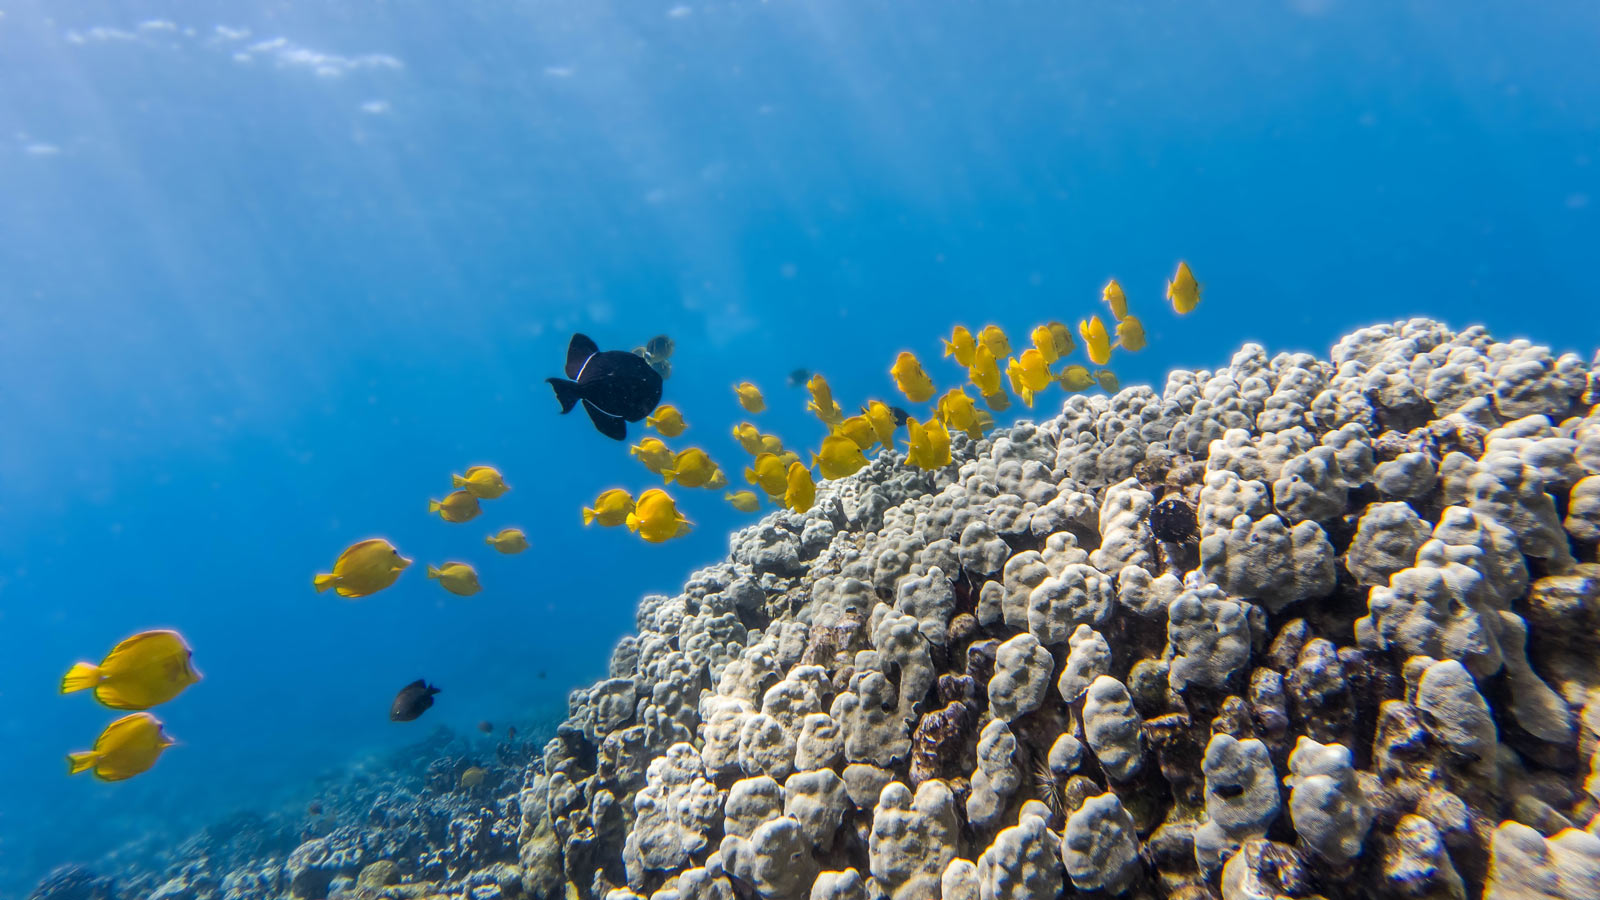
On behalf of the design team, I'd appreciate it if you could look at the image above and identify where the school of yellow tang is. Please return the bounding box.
[578,261,1199,541]
[59,263,1200,781]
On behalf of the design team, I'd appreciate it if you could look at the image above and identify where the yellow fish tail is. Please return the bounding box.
[428,499,442,514]
[582,507,597,525]
[625,512,641,532]
[451,474,469,488]
[67,751,96,776]
[484,536,496,545]
[60,663,101,695]
[426,565,442,579]
[313,573,339,593]
[662,469,678,484]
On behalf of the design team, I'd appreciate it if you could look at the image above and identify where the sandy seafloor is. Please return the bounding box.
[26,316,1600,900]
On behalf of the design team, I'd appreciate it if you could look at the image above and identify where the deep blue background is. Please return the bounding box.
[2,0,1598,891]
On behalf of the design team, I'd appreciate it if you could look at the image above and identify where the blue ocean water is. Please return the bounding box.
[1,0,1597,892]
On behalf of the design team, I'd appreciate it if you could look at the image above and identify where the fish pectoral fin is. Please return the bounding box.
[582,400,628,441]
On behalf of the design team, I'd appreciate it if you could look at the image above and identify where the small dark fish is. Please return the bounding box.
[646,334,674,359]
[477,720,493,734]
[390,679,440,722]
[506,726,518,740]
[787,368,810,388]
[307,800,324,816]
[547,333,664,441]
[889,406,911,427]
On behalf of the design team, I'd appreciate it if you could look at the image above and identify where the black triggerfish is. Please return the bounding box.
[390,679,439,721]
[547,333,664,440]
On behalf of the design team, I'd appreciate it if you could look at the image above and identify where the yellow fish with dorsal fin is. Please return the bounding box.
[427,562,481,596]
[905,417,952,469]
[314,538,412,598]
[627,488,692,542]
[943,325,976,367]
[968,344,1003,397]
[735,382,766,413]
[1095,370,1120,393]
[760,434,785,455]
[1079,315,1113,366]
[1046,321,1076,361]
[461,767,487,789]
[645,405,687,437]
[806,374,843,425]
[725,490,761,512]
[1103,279,1128,320]
[583,488,635,527]
[429,490,482,523]
[60,630,201,711]
[833,414,877,451]
[1167,261,1201,314]
[745,452,789,497]
[862,400,898,449]
[1058,365,1095,392]
[1115,315,1146,352]
[485,528,530,554]
[68,712,174,782]
[1007,349,1053,407]
[784,461,816,512]
[663,447,719,488]
[732,422,764,455]
[452,466,509,500]
[629,437,674,475]
[1030,325,1062,365]
[814,434,869,480]
[981,389,1010,412]
[935,387,984,440]
[977,324,1011,361]
[890,351,936,403]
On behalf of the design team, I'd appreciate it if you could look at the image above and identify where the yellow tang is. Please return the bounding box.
[314,538,412,598]
[461,766,487,788]
[935,388,983,440]
[862,400,897,449]
[1058,365,1095,392]
[707,469,729,489]
[427,562,481,596]
[968,344,1003,396]
[1045,321,1076,360]
[906,417,952,469]
[67,712,174,782]
[1103,279,1128,320]
[735,382,766,413]
[833,414,877,451]
[1030,325,1062,365]
[806,374,844,425]
[890,351,936,403]
[60,630,201,711]
[1095,370,1120,393]
[784,461,816,513]
[1167,260,1201,314]
[759,434,785,455]
[1078,315,1113,367]
[486,528,530,554]
[630,437,675,475]
[1007,349,1053,408]
[429,490,482,524]
[731,422,764,455]
[664,447,719,488]
[627,488,692,543]
[813,434,868,480]
[452,465,508,500]
[745,452,789,497]
[942,325,976,367]
[645,405,688,438]
[1115,315,1146,352]
[583,488,635,527]
[725,490,761,513]
[980,389,1010,412]
[977,324,1011,361]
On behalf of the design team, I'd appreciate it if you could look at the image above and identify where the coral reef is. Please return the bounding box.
[37,319,1600,900]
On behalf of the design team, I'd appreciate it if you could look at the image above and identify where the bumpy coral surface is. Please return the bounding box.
[45,320,1600,900]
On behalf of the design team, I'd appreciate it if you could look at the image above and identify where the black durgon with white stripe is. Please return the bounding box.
[545,333,665,441]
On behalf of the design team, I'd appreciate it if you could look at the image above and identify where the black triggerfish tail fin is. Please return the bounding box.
[547,378,583,414]
[565,333,599,379]
[582,399,628,441]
